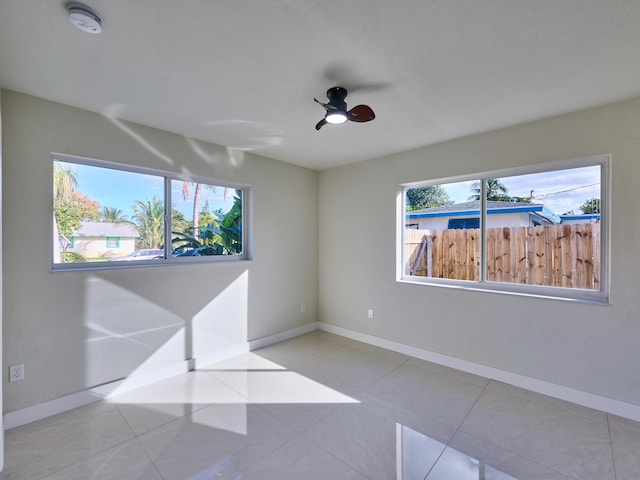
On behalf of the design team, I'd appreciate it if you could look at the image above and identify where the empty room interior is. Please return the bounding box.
[2,1,640,479]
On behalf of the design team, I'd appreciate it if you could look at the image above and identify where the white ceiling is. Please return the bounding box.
[1,1,640,170]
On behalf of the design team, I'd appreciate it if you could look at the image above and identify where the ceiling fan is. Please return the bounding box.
[314,87,375,131]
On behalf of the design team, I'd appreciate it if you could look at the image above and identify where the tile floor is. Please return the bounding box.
[3,330,640,479]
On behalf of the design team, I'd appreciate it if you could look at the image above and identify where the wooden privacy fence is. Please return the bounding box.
[405,223,600,290]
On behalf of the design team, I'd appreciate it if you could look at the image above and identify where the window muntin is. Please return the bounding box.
[401,157,608,302]
[52,155,248,269]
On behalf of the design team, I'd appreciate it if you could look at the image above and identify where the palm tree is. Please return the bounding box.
[467,178,509,201]
[53,163,79,261]
[53,163,78,202]
[101,206,132,224]
[132,197,165,248]
[181,181,217,237]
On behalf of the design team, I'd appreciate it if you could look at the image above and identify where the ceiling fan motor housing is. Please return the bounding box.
[327,87,348,111]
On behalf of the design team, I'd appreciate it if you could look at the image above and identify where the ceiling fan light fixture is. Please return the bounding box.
[325,110,348,124]
[314,86,375,130]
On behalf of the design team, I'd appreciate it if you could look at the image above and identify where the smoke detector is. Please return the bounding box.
[66,3,103,34]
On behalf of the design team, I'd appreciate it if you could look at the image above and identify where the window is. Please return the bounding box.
[52,154,249,269]
[106,237,120,248]
[400,155,609,302]
[448,218,480,230]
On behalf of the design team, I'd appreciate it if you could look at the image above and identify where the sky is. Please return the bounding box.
[434,165,600,215]
[60,160,600,221]
[57,161,237,220]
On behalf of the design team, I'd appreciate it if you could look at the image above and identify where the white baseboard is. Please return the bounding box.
[3,360,192,430]
[249,322,319,351]
[318,322,640,422]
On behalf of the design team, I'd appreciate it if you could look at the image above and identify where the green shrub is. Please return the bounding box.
[62,252,87,263]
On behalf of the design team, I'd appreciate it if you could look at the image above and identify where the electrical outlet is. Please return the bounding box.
[300,304,306,313]
[9,364,24,382]
[367,309,374,319]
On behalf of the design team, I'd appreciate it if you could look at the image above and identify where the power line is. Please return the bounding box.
[514,183,599,200]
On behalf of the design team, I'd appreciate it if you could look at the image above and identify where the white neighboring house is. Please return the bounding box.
[406,200,599,230]
[62,222,139,259]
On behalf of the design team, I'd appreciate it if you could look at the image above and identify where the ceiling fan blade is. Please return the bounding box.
[315,118,328,131]
[314,98,337,111]
[347,104,375,123]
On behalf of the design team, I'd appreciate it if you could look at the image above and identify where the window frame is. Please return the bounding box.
[397,155,610,304]
[51,153,252,271]
[105,237,120,248]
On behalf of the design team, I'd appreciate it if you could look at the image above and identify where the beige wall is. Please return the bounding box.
[2,90,318,413]
[319,97,640,408]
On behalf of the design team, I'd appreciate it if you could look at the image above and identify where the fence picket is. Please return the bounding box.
[404,223,600,290]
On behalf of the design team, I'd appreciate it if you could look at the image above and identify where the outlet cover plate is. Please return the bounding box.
[9,364,24,382]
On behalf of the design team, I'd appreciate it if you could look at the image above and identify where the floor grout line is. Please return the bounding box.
[447,379,587,480]
[4,332,637,479]
[607,414,619,480]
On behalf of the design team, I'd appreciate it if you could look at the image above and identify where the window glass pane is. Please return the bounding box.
[53,160,164,264]
[405,180,480,281]
[170,180,243,257]
[487,166,601,289]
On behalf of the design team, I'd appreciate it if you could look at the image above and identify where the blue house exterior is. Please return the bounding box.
[406,201,598,230]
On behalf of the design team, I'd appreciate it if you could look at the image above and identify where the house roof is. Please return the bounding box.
[73,222,139,238]
[560,214,600,222]
[407,201,562,224]
[2,2,640,170]
[410,200,535,214]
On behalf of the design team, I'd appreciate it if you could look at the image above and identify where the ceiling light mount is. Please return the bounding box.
[66,2,103,34]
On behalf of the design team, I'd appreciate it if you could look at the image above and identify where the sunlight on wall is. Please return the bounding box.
[183,136,246,171]
[83,276,185,388]
[226,146,245,168]
[102,105,255,173]
[192,271,249,365]
[103,104,175,166]
[84,270,252,397]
